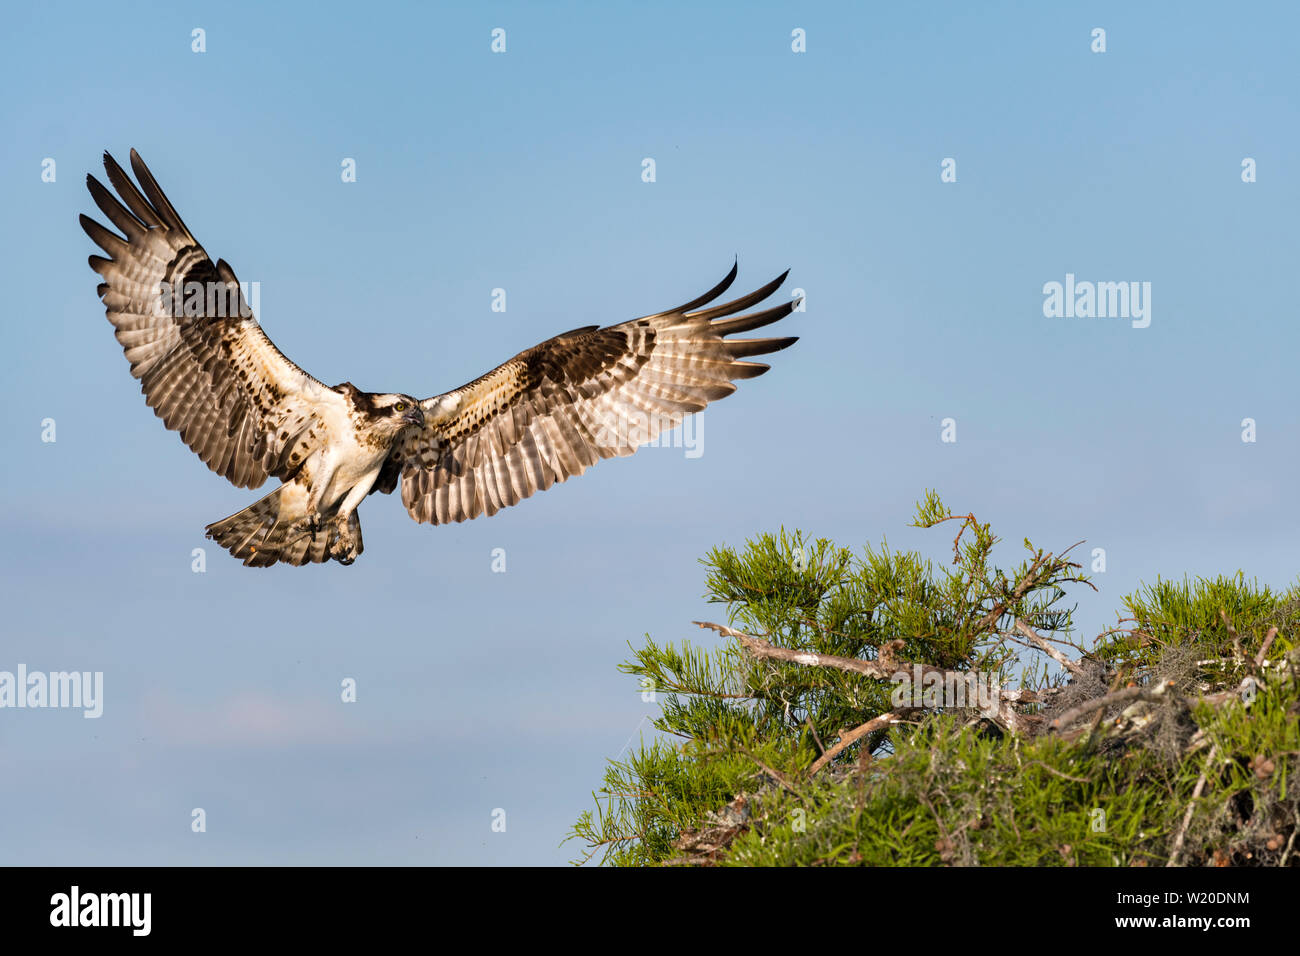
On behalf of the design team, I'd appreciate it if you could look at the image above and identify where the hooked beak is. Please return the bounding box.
[403,406,425,427]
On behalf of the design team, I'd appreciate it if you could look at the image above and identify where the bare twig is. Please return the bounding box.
[1014,618,1085,677]
[1088,666,1131,740]
[1026,759,1093,784]
[1255,627,1278,669]
[1280,810,1300,868]
[736,745,801,796]
[1168,744,1219,867]
[809,711,913,775]
[1220,609,1245,666]
[917,510,979,563]
[970,553,1045,633]
[804,714,827,756]
[854,741,872,812]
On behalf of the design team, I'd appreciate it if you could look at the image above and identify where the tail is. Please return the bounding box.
[205,488,364,567]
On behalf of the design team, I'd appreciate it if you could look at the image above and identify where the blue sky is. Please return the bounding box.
[2,1,1298,865]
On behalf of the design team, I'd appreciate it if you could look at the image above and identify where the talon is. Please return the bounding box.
[331,519,362,565]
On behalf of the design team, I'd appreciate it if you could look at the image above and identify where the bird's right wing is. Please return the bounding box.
[81,149,346,489]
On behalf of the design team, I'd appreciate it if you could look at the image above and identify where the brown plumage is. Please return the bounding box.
[82,149,801,566]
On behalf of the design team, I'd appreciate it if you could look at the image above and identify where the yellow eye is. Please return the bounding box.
[395,402,406,412]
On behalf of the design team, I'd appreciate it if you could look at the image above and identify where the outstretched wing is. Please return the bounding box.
[385,264,799,525]
[80,149,345,489]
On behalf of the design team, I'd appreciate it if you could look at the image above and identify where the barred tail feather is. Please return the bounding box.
[205,488,363,567]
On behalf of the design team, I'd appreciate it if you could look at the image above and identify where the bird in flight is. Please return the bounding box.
[81,150,800,567]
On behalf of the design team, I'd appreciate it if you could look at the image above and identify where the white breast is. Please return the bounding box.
[306,404,392,510]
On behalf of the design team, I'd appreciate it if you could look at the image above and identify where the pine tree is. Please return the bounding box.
[568,493,1300,866]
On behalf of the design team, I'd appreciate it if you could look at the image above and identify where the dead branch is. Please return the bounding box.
[1280,810,1300,868]
[700,620,1049,740]
[970,553,1045,633]
[1255,627,1278,669]
[809,710,915,775]
[695,621,944,680]
[1014,618,1086,677]
[1168,744,1220,867]
[1047,680,1176,733]
[1026,759,1094,784]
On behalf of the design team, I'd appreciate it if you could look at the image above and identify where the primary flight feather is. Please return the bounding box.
[81,149,800,567]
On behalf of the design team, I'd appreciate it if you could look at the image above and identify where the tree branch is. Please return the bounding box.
[1013,618,1085,677]
[809,710,915,775]
[694,621,943,680]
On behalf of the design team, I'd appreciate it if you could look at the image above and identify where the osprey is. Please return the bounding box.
[81,150,800,567]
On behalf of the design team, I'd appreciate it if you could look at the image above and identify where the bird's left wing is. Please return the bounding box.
[382,264,799,525]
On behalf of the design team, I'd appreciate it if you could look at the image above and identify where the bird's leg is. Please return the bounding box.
[333,469,378,528]
[328,471,376,565]
[300,457,334,533]
[300,483,324,533]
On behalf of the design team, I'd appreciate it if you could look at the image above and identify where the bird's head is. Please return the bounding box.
[374,394,425,429]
